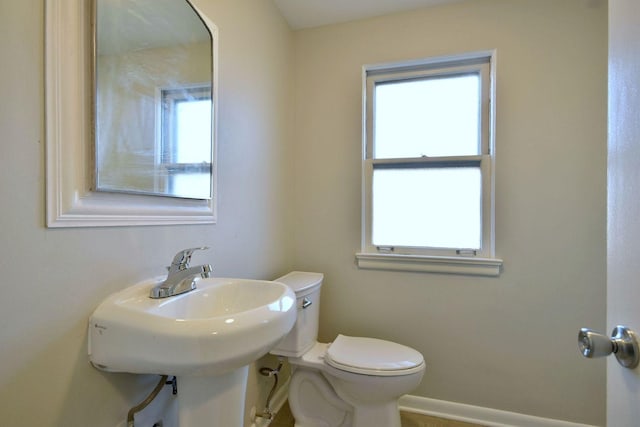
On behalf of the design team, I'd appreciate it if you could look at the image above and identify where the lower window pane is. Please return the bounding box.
[169,173,211,200]
[372,167,481,249]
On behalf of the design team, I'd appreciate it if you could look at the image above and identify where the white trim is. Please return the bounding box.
[45,0,218,227]
[399,395,598,427]
[265,384,595,427]
[364,50,497,75]
[355,253,502,276]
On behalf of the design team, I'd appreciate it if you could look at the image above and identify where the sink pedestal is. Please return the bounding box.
[177,366,249,426]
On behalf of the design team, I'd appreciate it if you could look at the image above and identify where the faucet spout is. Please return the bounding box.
[150,248,212,299]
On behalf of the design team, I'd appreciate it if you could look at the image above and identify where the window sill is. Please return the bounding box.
[355,253,503,277]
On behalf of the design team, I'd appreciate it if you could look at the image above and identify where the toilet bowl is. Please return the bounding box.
[271,272,426,427]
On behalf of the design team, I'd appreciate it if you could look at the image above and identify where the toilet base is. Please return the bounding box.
[350,401,401,427]
[288,373,402,427]
[288,367,352,427]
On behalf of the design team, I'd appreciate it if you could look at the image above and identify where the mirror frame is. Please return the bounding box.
[45,0,218,227]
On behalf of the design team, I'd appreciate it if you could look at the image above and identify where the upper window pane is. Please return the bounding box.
[175,99,212,163]
[374,74,480,158]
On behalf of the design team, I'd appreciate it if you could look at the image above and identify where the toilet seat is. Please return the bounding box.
[325,335,425,376]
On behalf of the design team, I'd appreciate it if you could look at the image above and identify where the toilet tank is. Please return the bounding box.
[270,271,323,357]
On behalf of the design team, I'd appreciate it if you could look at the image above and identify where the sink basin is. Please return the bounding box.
[88,277,296,376]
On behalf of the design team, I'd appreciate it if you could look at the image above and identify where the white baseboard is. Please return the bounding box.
[264,382,598,427]
[399,395,598,427]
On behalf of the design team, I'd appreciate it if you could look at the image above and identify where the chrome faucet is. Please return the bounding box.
[149,247,213,299]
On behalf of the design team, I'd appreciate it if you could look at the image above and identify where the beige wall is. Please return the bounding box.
[291,0,607,425]
[0,0,293,426]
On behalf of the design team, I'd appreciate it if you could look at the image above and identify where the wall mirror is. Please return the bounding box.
[94,0,213,200]
[45,0,218,227]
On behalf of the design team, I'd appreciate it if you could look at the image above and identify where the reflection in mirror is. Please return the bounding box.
[94,0,213,199]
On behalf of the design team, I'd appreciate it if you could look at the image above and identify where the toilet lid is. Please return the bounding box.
[325,335,425,376]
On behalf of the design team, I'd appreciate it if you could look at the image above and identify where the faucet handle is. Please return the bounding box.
[170,247,209,271]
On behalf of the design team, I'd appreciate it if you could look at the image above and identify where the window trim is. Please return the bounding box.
[357,50,502,276]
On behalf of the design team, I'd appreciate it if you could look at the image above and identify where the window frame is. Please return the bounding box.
[357,51,502,276]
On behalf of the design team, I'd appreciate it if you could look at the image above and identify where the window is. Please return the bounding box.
[159,85,212,200]
[357,51,502,276]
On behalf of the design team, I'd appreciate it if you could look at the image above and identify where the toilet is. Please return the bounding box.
[271,271,425,427]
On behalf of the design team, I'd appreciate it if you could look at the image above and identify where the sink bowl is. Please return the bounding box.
[88,277,296,376]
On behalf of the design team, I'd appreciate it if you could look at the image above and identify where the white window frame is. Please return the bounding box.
[356,51,502,276]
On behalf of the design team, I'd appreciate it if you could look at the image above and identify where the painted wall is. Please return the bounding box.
[290,0,607,425]
[0,0,293,426]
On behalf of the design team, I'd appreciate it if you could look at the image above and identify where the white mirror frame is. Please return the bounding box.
[45,0,218,227]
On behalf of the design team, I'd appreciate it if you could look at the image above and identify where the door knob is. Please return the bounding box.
[578,325,639,369]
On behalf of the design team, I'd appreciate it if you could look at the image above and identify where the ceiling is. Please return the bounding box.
[272,0,465,30]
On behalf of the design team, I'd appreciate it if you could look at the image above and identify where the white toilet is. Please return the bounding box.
[271,271,425,427]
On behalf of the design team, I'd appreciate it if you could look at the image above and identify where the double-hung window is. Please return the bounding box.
[357,51,502,276]
[159,84,212,200]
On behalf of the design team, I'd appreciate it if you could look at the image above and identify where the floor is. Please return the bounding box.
[269,401,486,427]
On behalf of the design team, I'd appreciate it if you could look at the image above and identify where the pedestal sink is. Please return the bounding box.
[88,277,296,426]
